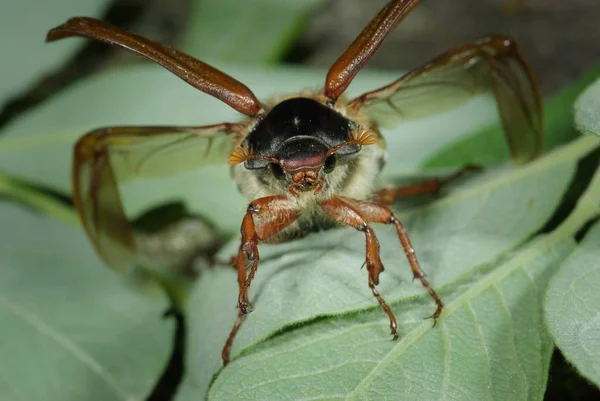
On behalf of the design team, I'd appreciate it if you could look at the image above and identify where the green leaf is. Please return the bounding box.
[424,65,600,168]
[0,64,498,234]
[544,79,600,387]
[180,135,600,399]
[0,0,109,104]
[545,229,600,387]
[209,241,572,401]
[0,202,172,400]
[574,77,600,137]
[183,0,326,64]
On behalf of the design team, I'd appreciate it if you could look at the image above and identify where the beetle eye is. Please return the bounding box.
[269,163,285,180]
[323,155,336,174]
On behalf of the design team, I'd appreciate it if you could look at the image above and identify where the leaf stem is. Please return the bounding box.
[0,174,78,225]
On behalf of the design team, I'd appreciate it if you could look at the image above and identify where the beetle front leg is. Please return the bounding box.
[321,197,398,339]
[344,198,443,322]
[236,195,298,313]
[222,311,244,366]
[223,196,297,366]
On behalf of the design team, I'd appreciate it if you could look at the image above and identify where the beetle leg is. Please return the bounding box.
[223,198,298,365]
[236,195,298,313]
[321,197,398,339]
[376,165,481,207]
[344,197,443,322]
[222,311,244,366]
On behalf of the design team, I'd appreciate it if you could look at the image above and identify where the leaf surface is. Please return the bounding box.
[0,203,171,400]
[181,136,600,399]
[574,76,600,137]
[545,222,600,388]
[0,0,109,104]
[183,0,326,64]
[544,78,600,386]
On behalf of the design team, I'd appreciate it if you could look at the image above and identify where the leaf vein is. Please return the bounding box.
[491,285,529,398]
[466,302,493,399]
[235,360,377,398]
[440,323,451,400]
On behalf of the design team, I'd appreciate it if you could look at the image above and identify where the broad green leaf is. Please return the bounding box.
[545,226,600,387]
[574,77,600,137]
[0,0,109,104]
[545,80,600,387]
[0,64,498,235]
[209,240,572,401]
[181,135,600,398]
[184,0,326,64]
[0,202,171,400]
[424,65,600,168]
[545,221,600,387]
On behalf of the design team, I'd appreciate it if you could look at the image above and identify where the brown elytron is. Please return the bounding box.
[47,0,542,366]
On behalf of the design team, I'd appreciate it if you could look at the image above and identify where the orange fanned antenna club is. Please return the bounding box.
[351,126,378,146]
[228,144,252,165]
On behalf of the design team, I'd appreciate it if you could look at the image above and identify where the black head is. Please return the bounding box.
[243,97,360,171]
[229,97,372,196]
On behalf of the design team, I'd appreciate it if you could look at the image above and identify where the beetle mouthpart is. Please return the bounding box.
[288,170,323,195]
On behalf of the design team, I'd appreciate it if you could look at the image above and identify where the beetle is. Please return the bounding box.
[46,0,542,365]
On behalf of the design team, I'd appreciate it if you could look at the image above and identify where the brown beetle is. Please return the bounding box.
[46,0,542,365]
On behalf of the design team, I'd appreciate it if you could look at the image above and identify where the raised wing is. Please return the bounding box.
[350,36,542,163]
[72,123,243,272]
